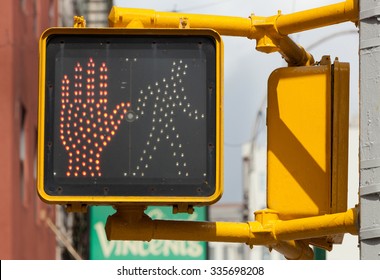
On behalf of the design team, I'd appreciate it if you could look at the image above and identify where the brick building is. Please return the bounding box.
[0,0,58,259]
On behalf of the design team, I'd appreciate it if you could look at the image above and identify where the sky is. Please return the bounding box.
[113,0,359,203]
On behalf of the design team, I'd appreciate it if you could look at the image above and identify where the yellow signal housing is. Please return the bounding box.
[37,28,223,209]
[267,56,349,220]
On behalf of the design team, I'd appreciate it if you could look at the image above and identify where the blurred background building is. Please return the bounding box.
[0,0,58,259]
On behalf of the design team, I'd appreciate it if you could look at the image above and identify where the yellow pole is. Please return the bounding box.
[108,8,253,37]
[108,7,313,65]
[106,207,358,243]
[108,0,357,66]
[272,208,358,241]
[272,240,314,260]
[108,0,358,37]
[276,0,358,35]
[105,207,358,259]
[105,209,254,243]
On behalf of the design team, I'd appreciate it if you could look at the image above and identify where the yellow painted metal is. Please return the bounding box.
[266,56,349,220]
[106,206,253,243]
[108,0,358,66]
[73,16,86,28]
[108,7,313,66]
[271,240,314,260]
[108,7,253,37]
[275,0,358,35]
[267,58,331,219]
[105,206,358,260]
[271,208,357,241]
[37,27,224,208]
[331,59,350,214]
[108,0,358,37]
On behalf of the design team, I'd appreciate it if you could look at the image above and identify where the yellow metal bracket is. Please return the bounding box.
[250,14,281,54]
[108,0,358,66]
[65,203,88,213]
[105,206,358,260]
[250,13,315,66]
[173,204,194,214]
[179,17,190,29]
[73,16,86,28]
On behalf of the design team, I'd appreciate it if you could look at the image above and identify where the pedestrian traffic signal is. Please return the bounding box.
[37,28,223,208]
[267,56,349,220]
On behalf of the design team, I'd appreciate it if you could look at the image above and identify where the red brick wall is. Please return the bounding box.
[0,0,58,260]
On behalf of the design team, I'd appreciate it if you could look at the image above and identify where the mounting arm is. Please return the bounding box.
[105,206,358,260]
[108,0,358,66]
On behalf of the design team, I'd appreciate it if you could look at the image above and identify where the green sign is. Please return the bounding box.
[89,206,208,260]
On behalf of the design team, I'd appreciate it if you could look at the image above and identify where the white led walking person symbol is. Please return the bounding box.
[131,59,206,178]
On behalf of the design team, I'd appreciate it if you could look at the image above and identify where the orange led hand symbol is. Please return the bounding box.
[59,58,130,177]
